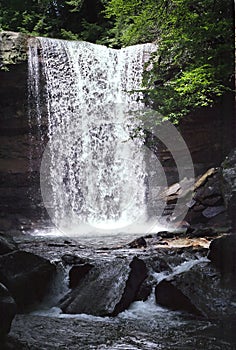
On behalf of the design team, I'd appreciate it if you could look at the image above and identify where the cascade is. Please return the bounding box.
[28,37,159,236]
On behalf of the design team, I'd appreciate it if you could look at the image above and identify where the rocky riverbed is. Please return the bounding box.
[0,230,236,350]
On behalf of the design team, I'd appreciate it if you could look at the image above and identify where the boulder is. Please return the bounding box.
[60,257,148,316]
[208,234,236,278]
[188,226,216,238]
[155,262,236,318]
[134,277,153,302]
[61,254,87,266]
[128,237,147,248]
[0,250,56,310]
[0,235,18,255]
[155,279,201,316]
[185,170,226,226]
[0,283,17,340]
[69,263,93,289]
[195,173,222,202]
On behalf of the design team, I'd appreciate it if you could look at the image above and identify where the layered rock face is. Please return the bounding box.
[0,31,28,66]
[0,32,47,233]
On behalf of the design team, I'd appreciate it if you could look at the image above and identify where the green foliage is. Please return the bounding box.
[0,0,234,122]
[0,0,111,41]
[104,0,159,46]
[105,0,235,123]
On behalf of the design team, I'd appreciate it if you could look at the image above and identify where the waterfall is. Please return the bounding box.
[28,37,159,237]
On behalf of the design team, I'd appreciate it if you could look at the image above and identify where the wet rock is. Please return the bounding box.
[157,231,174,239]
[184,209,204,224]
[155,262,236,318]
[60,257,148,316]
[160,178,193,204]
[202,206,225,218]
[0,235,18,255]
[155,279,201,316]
[0,283,17,341]
[202,195,223,206]
[112,257,148,315]
[134,277,153,302]
[193,204,206,212]
[184,169,225,224]
[195,178,221,202]
[128,237,147,248]
[188,227,215,238]
[69,263,93,289]
[208,234,236,278]
[186,199,196,208]
[206,211,230,230]
[0,250,56,310]
[144,234,153,239]
[48,242,67,248]
[165,183,181,197]
[61,254,87,265]
[147,254,170,273]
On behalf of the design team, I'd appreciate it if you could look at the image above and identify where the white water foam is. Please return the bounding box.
[27,38,167,237]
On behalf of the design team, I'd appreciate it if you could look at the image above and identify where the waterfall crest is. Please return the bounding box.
[28,37,158,236]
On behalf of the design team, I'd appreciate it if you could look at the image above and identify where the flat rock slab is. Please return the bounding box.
[60,256,147,316]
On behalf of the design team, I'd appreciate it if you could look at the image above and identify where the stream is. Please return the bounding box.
[6,234,236,349]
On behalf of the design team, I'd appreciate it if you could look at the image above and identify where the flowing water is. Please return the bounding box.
[10,246,235,349]
[28,37,166,238]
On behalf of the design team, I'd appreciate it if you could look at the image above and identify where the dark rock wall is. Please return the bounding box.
[0,31,235,231]
[157,94,235,185]
[0,32,47,233]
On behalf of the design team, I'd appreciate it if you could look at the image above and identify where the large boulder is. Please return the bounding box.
[155,262,236,318]
[0,234,17,255]
[0,250,56,311]
[60,257,148,316]
[208,234,236,278]
[155,279,201,316]
[0,283,17,341]
[69,263,93,289]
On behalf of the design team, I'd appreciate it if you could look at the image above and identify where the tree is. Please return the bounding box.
[0,0,234,122]
[105,0,235,123]
[0,0,111,41]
